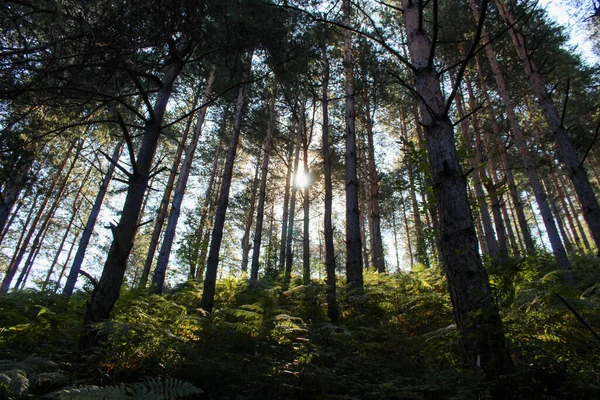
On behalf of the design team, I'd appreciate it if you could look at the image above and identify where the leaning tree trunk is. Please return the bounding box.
[556,175,591,250]
[250,93,275,284]
[43,163,91,291]
[494,0,600,254]
[0,151,34,240]
[63,140,124,297]
[343,0,363,291]
[321,42,339,322]
[200,53,252,313]
[1,141,78,294]
[469,0,575,284]
[400,0,514,380]
[81,52,185,348]
[152,66,216,293]
[140,94,198,288]
[453,78,499,261]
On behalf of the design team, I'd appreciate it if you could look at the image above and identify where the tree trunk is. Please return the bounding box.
[0,151,34,241]
[63,140,124,297]
[55,229,80,292]
[453,79,499,261]
[343,0,363,291]
[471,18,535,254]
[43,163,91,291]
[401,196,414,266]
[140,96,199,288]
[278,136,294,273]
[81,52,185,348]
[284,117,301,286]
[494,0,600,254]
[361,78,385,273]
[302,105,311,285]
[240,150,261,274]
[544,178,574,253]
[400,0,514,379]
[321,44,339,321]
[152,66,216,293]
[250,93,275,284]
[463,71,509,261]
[557,176,591,250]
[1,140,78,294]
[200,53,252,313]
[197,160,224,281]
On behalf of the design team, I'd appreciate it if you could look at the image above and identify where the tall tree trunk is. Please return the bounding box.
[494,0,600,254]
[343,0,363,291]
[302,105,311,285]
[63,140,124,297]
[454,80,499,261]
[197,161,224,281]
[250,94,275,284]
[152,67,216,293]
[391,201,401,272]
[55,229,80,292]
[284,118,301,286]
[463,71,509,261]
[140,94,200,288]
[240,151,261,274]
[81,52,185,348]
[470,1,574,284]
[551,172,584,248]
[321,44,339,321]
[200,53,252,313]
[361,79,385,273]
[1,141,78,294]
[473,32,535,255]
[43,163,91,291]
[557,176,591,250]
[401,196,414,266]
[277,138,294,274]
[400,0,514,379]
[0,151,34,240]
[544,178,574,253]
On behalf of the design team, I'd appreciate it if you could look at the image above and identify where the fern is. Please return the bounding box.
[55,378,202,400]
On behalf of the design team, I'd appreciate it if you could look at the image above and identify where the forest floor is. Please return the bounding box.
[1,252,600,399]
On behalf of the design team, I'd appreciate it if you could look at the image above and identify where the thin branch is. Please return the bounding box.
[98,149,131,178]
[117,112,139,176]
[560,79,570,128]
[554,291,600,345]
[579,119,600,167]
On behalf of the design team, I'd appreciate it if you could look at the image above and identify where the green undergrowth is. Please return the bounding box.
[0,252,599,399]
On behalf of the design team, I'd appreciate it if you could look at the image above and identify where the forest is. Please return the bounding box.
[1,0,600,398]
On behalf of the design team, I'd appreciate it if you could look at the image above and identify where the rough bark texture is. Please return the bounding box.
[494,0,600,254]
[152,67,216,293]
[81,53,184,348]
[343,0,363,291]
[250,94,275,283]
[63,140,124,297]
[0,151,34,241]
[302,108,311,285]
[400,0,514,379]
[201,54,251,312]
[278,136,294,272]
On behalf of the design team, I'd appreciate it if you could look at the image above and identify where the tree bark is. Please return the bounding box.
[278,134,294,273]
[494,0,600,254]
[43,162,91,291]
[250,93,275,284]
[1,140,78,294]
[140,94,199,288]
[321,42,339,322]
[152,66,216,293]
[0,151,34,241]
[301,104,311,285]
[284,117,301,286]
[63,140,124,297]
[400,0,514,379]
[81,50,185,348]
[343,0,363,291]
[200,52,252,312]
[240,150,261,274]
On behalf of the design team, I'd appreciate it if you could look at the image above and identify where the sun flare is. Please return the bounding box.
[295,171,311,189]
